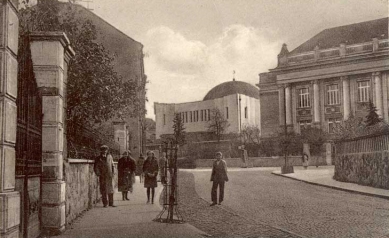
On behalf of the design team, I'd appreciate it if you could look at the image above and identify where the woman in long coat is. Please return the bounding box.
[143,151,159,204]
[118,150,136,200]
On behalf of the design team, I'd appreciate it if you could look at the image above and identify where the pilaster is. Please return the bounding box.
[342,76,351,120]
[0,1,20,237]
[373,72,383,117]
[30,31,74,235]
[285,84,292,125]
[278,84,286,126]
[313,80,320,123]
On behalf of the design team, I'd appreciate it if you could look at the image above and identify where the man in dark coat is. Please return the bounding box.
[118,150,136,201]
[210,151,229,206]
[143,151,159,204]
[94,145,116,207]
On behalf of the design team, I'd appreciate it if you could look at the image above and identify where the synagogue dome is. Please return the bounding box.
[203,81,259,101]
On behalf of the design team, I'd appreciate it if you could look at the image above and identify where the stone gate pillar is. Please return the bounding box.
[0,1,20,238]
[30,32,75,235]
[113,121,128,155]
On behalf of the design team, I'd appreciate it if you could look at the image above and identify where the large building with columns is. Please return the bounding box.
[259,17,389,139]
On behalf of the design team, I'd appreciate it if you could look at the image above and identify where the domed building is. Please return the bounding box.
[154,80,260,140]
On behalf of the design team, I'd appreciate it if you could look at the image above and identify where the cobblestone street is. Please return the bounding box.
[179,169,389,238]
[178,171,300,238]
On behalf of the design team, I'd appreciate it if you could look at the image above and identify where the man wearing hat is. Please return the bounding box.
[94,145,116,207]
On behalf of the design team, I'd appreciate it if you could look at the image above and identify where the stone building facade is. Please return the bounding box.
[155,80,260,140]
[259,17,389,140]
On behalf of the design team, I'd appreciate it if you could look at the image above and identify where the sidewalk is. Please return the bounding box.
[272,165,389,200]
[56,177,205,238]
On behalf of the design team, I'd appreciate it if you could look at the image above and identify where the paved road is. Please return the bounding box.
[184,168,389,238]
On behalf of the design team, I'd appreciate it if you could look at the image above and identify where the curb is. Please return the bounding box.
[155,183,210,237]
[272,172,389,200]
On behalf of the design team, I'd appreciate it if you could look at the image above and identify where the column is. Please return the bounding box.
[373,72,383,117]
[313,80,320,124]
[0,1,20,238]
[285,84,292,125]
[278,85,286,127]
[342,76,351,120]
[30,32,75,235]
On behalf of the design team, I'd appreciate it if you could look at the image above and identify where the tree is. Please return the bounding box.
[365,101,381,126]
[277,131,302,157]
[332,114,365,140]
[19,0,139,126]
[240,124,261,145]
[300,127,328,156]
[173,113,186,146]
[208,108,229,142]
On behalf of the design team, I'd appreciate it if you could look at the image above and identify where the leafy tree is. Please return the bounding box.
[277,131,302,157]
[173,113,185,146]
[208,108,229,142]
[332,114,365,140]
[300,127,328,156]
[365,101,381,126]
[240,124,261,145]
[19,0,139,126]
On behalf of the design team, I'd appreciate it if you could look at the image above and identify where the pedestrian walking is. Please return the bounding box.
[94,145,116,207]
[118,150,136,201]
[143,151,159,204]
[136,153,145,183]
[210,152,229,206]
[302,153,309,169]
[159,152,167,185]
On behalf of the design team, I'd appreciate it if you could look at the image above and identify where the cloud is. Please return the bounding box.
[144,25,281,119]
[145,26,207,75]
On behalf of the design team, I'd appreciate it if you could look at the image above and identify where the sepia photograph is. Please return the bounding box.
[0,0,388,237]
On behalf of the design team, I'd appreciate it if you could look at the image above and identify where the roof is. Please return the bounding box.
[203,81,259,101]
[290,17,389,55]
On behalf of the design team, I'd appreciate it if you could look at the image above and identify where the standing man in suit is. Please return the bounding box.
[94,145,116,207]
[210,152,229,206]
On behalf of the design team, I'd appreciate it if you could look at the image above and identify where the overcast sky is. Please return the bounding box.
[83,0,388,119]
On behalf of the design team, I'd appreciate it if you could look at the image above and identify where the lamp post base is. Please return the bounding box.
[281,165,294,174]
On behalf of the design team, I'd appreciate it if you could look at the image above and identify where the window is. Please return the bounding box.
[244,107,248,118]
[326,84,340,105]
[208,109,211,121]
[226,107,229,119]
[185,112,188,123]
[163,114,166,125]
[299,120,311,132]
[298,88,310,108]
[201,110,203,121]
[190,111,193,122]
[196,110,199,122]
[357,81,370,102]
[328,118,341,134]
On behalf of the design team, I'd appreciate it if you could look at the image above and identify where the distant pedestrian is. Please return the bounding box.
[210,152,229,206]
[136,153,145,183]
[118,150,136,201]
[143,151,159,204]
[159,152,167,185]
[302,153,309,170]
[94,145,116,207]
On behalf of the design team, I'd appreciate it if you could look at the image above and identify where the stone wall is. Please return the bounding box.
[334,151,389,189]
[64,159,118,224]
[195,155,327,168]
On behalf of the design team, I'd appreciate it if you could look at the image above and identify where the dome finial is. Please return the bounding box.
[233,70,236,81]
